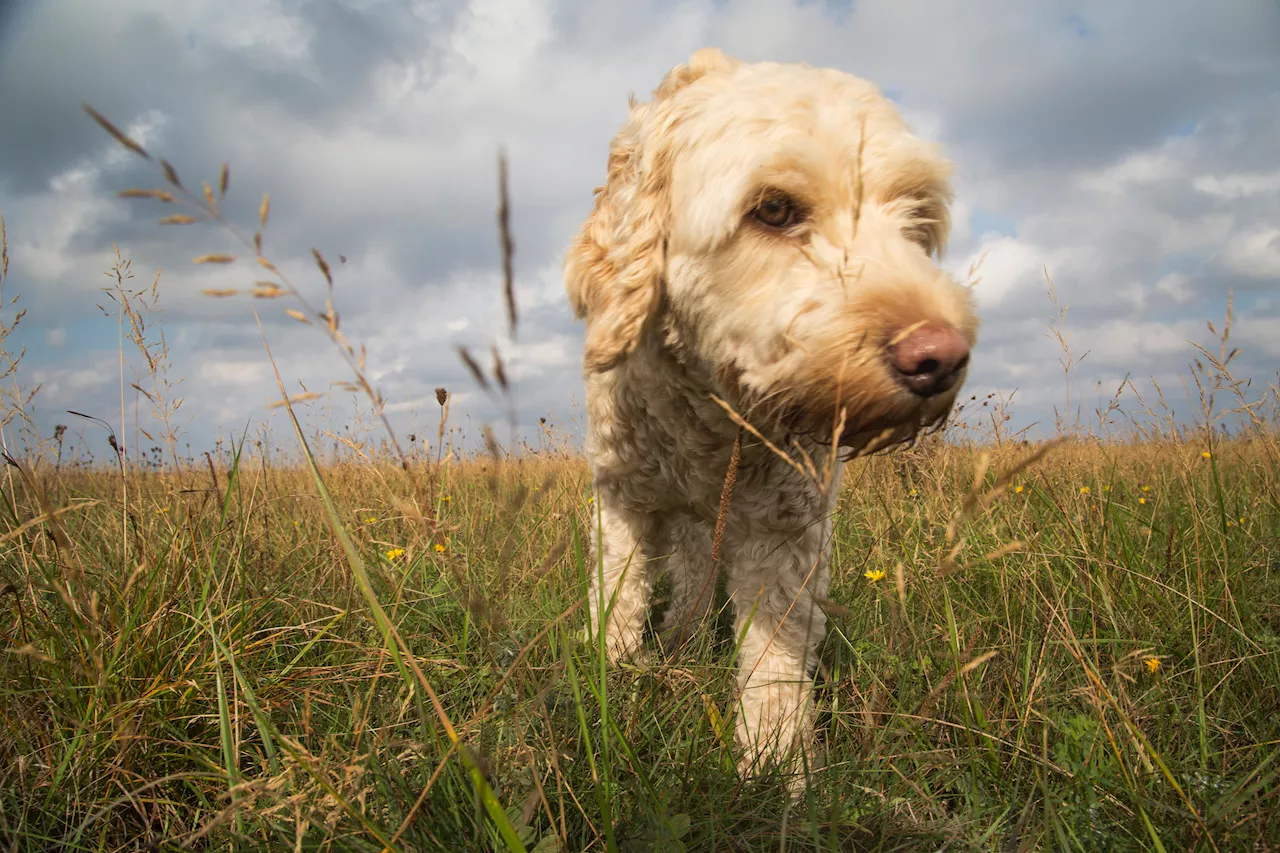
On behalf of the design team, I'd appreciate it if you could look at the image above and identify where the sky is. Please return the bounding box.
[1,0,1277,463]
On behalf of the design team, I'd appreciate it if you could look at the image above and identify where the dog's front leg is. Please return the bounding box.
[585,487,655,663]
[726,527,830,781]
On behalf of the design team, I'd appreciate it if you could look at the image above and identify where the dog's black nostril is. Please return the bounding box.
[913,358,940,376]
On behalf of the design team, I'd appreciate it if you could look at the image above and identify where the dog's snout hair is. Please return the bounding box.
[565,47,979,790]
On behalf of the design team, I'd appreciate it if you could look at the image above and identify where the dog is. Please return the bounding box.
[564,47,978,783]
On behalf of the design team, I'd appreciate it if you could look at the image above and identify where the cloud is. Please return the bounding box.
[1,0,1277,457]
[1220,228,1280,280]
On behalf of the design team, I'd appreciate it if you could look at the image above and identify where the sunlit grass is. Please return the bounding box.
[3,426,1277,850]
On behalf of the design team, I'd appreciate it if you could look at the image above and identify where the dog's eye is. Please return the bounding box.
[902,203,936,250]
[904,223,932,249]
[752,195,799,229]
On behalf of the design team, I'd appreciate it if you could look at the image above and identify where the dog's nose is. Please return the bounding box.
[888,323,970,397]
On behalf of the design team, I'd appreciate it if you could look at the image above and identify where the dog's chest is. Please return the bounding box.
[585,349,830,524]
[585,352,737,512]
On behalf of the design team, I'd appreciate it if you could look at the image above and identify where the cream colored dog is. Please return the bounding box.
[565,48,979,783]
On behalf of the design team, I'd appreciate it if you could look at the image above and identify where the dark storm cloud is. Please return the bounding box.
[0,1,462,192]
[0,0,503,312]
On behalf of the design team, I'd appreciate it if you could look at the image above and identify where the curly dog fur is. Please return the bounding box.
[565,47,979,784]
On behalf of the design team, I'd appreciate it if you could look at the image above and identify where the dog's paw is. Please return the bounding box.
[579,625,648,666]
[736,744,821,799]
[735,712,822,798]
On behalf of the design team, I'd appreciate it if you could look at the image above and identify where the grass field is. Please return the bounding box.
[4,419,1280,852]
[2,122,1280,851]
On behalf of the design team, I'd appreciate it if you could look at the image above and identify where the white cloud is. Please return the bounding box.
[442,0,554,91]
[1155,272,1193,303]
[1220,228,1280,280]
[1234,314,1280,360]
[28,362,117,406]
[960,235,1047,309]
[1077,144,1188,194]
[1081,319,1204,367]
[1194,169,1280,200]
[506,335,574,382]
[197,360,269,386]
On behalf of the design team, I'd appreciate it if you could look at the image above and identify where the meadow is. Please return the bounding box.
[0,114,1278,852]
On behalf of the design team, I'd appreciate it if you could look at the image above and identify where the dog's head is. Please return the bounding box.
[566,48,979,450]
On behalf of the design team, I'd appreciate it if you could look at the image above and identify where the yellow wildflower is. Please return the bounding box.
[156,507,169,514]
[385,548,405,560]
[442,495,452,502]
[1141,485,1151,493]
[1143,656,1160,674]
[1201,450,1212,459]
[587,496,594,504]
[1014,484,1025,494]
[864,569,887,582]
[1080,486,1091,495]
[364,517,377,524]
[1104,485,1112,493]
[1139,497,1147,505]
[433,542,446,554]
[908,488,918,497]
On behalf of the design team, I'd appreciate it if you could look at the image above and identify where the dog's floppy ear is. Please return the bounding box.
[565,48,738,372]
